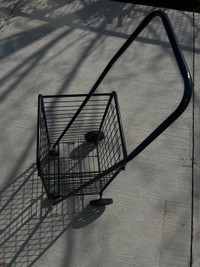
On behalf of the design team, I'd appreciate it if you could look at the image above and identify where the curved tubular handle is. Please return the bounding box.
[53,10,193,204]
[54,10,192,151]
[89,10,192,98]
[113,10,193,166]
[96,10,192,168]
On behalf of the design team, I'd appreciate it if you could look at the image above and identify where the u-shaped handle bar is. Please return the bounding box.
[53,10,192,201]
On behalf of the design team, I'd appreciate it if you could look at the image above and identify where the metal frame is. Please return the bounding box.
[37,10,192,205]
[37,93,127,200]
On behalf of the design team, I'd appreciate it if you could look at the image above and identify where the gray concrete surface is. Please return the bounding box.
[0,0,198,266]
[193,12,200,267]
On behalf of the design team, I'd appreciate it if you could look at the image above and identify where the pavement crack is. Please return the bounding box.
[190,11,195,267]
[0,0,21,31]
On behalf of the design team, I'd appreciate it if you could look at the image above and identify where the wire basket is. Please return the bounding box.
[37,92,127,202]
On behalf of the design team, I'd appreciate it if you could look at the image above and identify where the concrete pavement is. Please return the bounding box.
[0,0,198,266]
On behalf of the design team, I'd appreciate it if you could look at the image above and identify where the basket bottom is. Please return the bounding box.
[42,140,116,197]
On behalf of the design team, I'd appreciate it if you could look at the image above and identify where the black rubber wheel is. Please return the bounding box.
[85,131,105,143]
[90,198,113,206]
[49,149,59,159]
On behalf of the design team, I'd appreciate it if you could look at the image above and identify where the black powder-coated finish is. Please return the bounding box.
[37,10,192,205]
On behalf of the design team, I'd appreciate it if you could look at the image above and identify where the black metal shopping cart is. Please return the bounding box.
[37,10,192,206]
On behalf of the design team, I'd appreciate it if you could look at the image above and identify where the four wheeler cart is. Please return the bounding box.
[37,10,192,206]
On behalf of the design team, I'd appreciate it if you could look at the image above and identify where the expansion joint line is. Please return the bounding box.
[0,0,21,31]
[190,11,195,267]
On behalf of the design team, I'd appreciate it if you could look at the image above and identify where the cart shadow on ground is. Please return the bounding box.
[0,163,105,266]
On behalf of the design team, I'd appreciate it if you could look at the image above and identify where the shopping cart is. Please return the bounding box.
[37,10,192,206]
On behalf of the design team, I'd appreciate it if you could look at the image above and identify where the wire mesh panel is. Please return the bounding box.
[97,94,126,189]
[37,93,127,199]
[43,94,111,144]
[37,97,51,197]
[37,99,50,169]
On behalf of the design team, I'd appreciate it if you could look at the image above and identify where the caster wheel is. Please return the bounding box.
[85,131,105,143]
[90,198,113,206]
[49,149,59,159]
